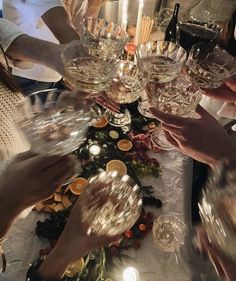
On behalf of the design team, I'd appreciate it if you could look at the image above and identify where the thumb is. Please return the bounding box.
[225,79,236,93]
[195,105,211,119]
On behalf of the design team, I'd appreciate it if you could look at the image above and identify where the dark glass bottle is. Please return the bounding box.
[164,3,180,43]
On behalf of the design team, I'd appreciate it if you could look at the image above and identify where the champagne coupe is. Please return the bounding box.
[152,215,187,252]
[16,89,91,156]
[136,40,187,119]
[177,20,221,52]
[152,215,188,274]
[63,18,129,94]
[105,60,145,127]
[80,171,142,236]
[186,43,236,89]
[148,75,202,150]
[200,161,236,262]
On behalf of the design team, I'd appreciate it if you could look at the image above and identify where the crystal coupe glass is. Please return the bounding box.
[80,171,142,236]
[136,40,187,119]
[186,43,236,89]
[63,18,129,94]
[105,60,145,127]
[16,89,91,156]
[148,75,201,150]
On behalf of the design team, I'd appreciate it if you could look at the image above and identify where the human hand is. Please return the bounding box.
[39,196,120,280]
[58,90,120,113]
[150,105,236,167]
[201,78,236,102]
[0,151,76,210]
[52,40,89,80]
[196,226,236,281]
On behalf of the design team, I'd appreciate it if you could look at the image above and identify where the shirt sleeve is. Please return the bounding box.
[0,18,25,51]
[28,0,64,18]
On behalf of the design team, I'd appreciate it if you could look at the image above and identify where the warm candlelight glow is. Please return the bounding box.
[89,144,101,156]
[135,0,144,46]
[123,267,139,281]
[121,0,128,31]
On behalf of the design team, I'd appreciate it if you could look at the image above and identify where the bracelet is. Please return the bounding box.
[0,236,6,272]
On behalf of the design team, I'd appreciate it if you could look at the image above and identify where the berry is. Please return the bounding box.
[139,224,146,232]
[124,229,133,239]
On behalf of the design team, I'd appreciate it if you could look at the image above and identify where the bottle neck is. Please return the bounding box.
[171,3,180,22]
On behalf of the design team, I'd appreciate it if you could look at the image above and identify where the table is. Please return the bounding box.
[0,150,220,281]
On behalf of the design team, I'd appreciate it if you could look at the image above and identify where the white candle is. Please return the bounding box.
[134,0,144,46]
[121,0,128,31]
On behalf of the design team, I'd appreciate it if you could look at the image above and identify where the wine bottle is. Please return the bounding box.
[164,3,180,43]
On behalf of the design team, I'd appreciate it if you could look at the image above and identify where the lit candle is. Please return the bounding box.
[134,0,144,46]
[123,267,139,281]
[121,0,128,31]
[89,144,101,156]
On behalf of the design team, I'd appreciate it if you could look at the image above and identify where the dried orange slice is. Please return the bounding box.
[69,178,88,195]
[92,116,108,128]
[65,258,84,277]
[106,160,127,176]
[117,139,133,151]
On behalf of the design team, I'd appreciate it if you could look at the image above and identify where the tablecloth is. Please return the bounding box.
[0,150,220,281]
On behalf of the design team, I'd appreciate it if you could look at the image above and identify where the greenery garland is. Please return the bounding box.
[35,102,163,281]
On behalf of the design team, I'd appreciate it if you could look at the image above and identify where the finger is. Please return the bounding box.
[97,94,120,110]
[195,104,211,118]
[202,84,236,102]
[225,79,236,93]
[162,123,184,137]
[149,107,188,128]
[46,155,76,184]
[95,96,120,113]
[164,130,179,148]
[25,154,63,171]
[14,150,38,162]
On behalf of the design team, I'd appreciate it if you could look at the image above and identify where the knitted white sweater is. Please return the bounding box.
[0,82,30,160]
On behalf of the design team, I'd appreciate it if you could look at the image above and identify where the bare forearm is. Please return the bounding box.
[42,7,80,44]
[6,35,63,74]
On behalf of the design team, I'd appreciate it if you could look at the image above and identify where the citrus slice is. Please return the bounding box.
[125,42,136,56]
[65,258,84,277]
[117,139,133,151]
[106,160,127,176]
[92,116,108,128]
[109,130,119,139]
[69,178,88,195]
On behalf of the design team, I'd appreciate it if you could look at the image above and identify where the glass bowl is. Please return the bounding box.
[79,17,129,60]
[15,89,91,156]
[186,43,236,89]
[80,171,142,236]
[136,40,187,83]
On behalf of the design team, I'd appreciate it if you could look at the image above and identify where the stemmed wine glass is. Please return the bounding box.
[80,171,142,236]
[16,89,91,156]
[105,60,145,127]
[136,40,187,119]
[62,17,129,94]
